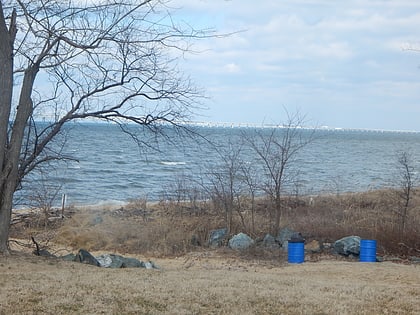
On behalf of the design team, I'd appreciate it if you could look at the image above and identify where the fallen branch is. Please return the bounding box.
[31,236,41,256]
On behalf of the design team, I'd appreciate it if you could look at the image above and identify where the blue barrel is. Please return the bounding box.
[288,242,304,263]
[360,239,377,262]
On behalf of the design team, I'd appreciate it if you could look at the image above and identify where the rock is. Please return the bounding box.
[62,249,159,269]
[305,240,322,253]
[190,234,201,246]
[61,253,76,262]
[410,256,420,264]
[95,254,115,268]
[276,227,297,251]
[208,228,228,247]
[144,261,155,269]
[228,233,254,250]
[322,242,333,250]
[262,234,278,248]
[75,249,100,266]
[122,256,145,268]
[95,254,147,268]
[333,236,361,256]
[289,232,305,243]
[276,227,295,245]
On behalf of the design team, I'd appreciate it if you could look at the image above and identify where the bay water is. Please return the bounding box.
[17,123,420,207]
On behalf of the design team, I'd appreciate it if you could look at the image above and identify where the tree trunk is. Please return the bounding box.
[274,192,282,235]
[0,4,38,254]
[0,5,17,254]
[0,65,39,254]
[0,180,15,254]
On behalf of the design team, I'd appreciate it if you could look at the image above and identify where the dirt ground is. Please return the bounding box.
[0,250,419,315]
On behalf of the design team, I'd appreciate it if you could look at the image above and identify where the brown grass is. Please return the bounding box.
[4,189,420,314]
[0,251,419,315]
[10,188,420,257]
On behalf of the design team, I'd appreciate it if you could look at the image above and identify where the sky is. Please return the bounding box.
[173,0,420,131]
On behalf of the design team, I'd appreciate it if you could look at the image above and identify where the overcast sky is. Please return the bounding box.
[174,0,420,131]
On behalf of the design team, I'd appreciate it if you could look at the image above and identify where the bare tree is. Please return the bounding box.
[395,151,416,237]
[0,0,217,254]
[206,140,245,233]
[240,159,260,235]
[245,112,314,235]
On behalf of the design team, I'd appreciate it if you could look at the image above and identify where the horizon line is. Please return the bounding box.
[185,121,420,133]
[32,118,420,133]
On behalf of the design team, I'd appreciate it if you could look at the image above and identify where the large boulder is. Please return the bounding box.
[74,249,100,266]
[95,254,116,268]
[122,256,146,268]
[208,228,228,247]
[276,227,297,251]
[262,234,279,248]
[333,236,361,256]
[95,254,157,268]
[190,234,201,247]
[61,253,76,262]
[62,250,159,269]
[228,233,254,250]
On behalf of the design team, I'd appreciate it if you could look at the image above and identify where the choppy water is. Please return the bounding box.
[16,123,420,207]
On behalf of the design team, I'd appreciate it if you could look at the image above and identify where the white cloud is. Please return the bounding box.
[176,0,420,130]
[224,63,241,73]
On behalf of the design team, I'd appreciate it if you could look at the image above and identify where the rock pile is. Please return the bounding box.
[61,249,160,269]
[206,228,379,260]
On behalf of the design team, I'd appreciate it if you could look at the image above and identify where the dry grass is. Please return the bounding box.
[4,189,420,314]
[0,251,419,315]
[10,188,420,257]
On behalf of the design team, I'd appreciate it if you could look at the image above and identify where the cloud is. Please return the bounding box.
[176,0,420,130]
[224,63,241,73]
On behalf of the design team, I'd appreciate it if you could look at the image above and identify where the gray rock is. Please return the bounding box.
[410,256,420,264]
[262,234,278,248]
[208,228,228,247]
[190,234,201,246]
[75,249,100,266]
[322,242,333,250]
[144,261,154,269]
[122,256,146,268]
[60,253,76,262]
[95,254,147,268]
[289,232,305,243]
[276,227,296,251]
[110,255,125,268]
[96,254,118,268]
[333,236,361,256]
[228,233,254,250]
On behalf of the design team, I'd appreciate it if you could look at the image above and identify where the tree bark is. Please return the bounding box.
[0,5,17,254]
[0,64,39,254]
[0,179,15,254]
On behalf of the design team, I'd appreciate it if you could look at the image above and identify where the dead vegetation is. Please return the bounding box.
[4,189,420,314]
[0,251,419,315]
[9,188,420,258]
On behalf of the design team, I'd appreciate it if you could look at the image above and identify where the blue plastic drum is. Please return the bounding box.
[288,242,304,263]
[360,239,377,262]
